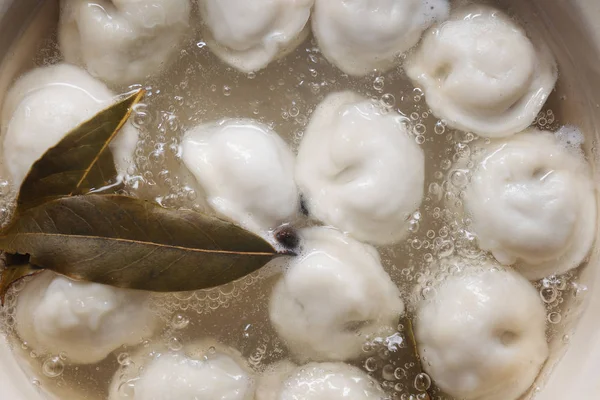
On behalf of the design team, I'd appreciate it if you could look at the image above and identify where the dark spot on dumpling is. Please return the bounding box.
[299,194,310,216]
[275,225,300,251]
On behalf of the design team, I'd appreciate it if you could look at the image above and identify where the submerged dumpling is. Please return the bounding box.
[464,130,596,280]
[181,118,298,235]
[59,0,191,86]
[415,261,549,400]
[15,271,159,365]
[109,340,253,400]
[296,91,425,245]
[199,0,313,72]
[0,63,138,186]
[313,0,449,76]
[256,362,386,400]
[269,227,404,362]
[405,5,557,138]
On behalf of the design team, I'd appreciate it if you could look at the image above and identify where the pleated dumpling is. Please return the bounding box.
[256,362,387,400]
[405,5,557,138]
[312,0,449,76]
[59,0,191,86]
[199,0,313,72]
[269,227,404,362]
[414,260,549,400]
[0,63,138,186]
[464,130,596,280]
[15,271,159,365]
[109,340,253,400]
[181,118,298,236]
[296,91,425,245]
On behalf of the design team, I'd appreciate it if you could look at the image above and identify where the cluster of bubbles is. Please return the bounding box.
[149,267,272,317]
[362,331,437,400]
[0,276,27,336]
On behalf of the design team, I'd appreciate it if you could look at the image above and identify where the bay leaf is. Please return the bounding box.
[16,90,145,212]
[0,194,282,292]
[0,256,42,305]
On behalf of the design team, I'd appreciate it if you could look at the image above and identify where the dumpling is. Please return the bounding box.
[15,271,159,365]
[414,261,549,400]
[181,118,299,236]
[405,5,558,138]
[256,362,387,400]
[296,91,425,245]
[463,130,596,280]
[199,0,313,72]
[0,63,139,186]
[269,227,404,362]
[312,0,449,76]
[59,0,191,86]
[109,340,253,400]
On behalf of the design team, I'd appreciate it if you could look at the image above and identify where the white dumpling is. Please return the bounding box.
[181,118,299,235]
[464,130,596,280]
[256,362,387,400]
[405,5,558,138]
[59,0,191,86]
[296,91,425,245]
[15,271,159,365]
[269,227,404,362]
[109,340,253,400]
[313,0,449,76]
[415,261,549,400]
[0,63,139,186]
[199,0,313,72]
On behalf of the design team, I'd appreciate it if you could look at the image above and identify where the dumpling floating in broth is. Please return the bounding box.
[405,5,558,137]
[108,340,254,400]
[414,261,549,400]
[269,227,405,362]
[312,0,450,76]
[198,0,313,72]
[181,118,299,237]
[59,0,191,86]
[256,361,387,400]
[462,130,596,280]
[0,63,138,186]
[15,271,159,365]
[296,91,425,245]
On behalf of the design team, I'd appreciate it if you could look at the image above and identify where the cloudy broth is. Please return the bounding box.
[0,2,590,399]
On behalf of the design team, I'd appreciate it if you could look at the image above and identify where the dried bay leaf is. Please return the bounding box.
[16,90,145,212]
[0,194,282,292]
[0,256,42,305]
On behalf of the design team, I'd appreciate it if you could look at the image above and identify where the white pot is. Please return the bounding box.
[1,0,600,398]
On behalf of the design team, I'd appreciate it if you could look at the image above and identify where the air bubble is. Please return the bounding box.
[450,170,469,188]
[381,93,396,108]
[132,104,149,128]
[364,357,379,372]
[434,121,446,135]
[540,287,558,304]
[414,124,426,135]
[373,76,385,92]
[42,356,64,378]
[222,86,232,96]
[414,373,431,391]
[548,312,562,324]
[167,337,183,351]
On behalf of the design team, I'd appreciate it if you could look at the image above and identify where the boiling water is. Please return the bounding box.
[0,4,591,400]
